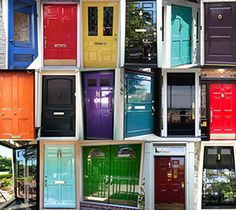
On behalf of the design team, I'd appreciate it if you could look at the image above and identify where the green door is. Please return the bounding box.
[44,145,76,208]
[171,4,192,67]
[83,144,141,206]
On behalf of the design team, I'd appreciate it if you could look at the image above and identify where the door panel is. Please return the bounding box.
[210,84,236,139]
[8,0,38,69]
[171,5,192,67]
[125,73,154,137]
[44,145,75,208]
[41,76,75,137]
[125,1,157,64]
[44,5,77,66]
[83,2,118,68]
[155,157,185,210]
[0,72,34,139]
[205,3,236,65]
[83,72,114,139]
[167,73,195,136]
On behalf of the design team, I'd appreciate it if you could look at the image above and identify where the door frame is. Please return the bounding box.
[162,0,199,68]
[39,141,80,210]
[162,68,201,137]
[81,70,115,140]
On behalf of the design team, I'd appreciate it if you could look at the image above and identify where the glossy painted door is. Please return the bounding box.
[210,84,236,140]
[83,2,118,68]
[83,144,141,206]
[41,76,75,137]
[205,3,236,65]
[167,73,195,136]
[43,5,77,66]
[83,72,113,139]
[44,145,75,208]
[171,5,192,67]
[125,1,157,64]
[0,72,34,139]
[125,73,154,137]
[8,0,38,69]
[155,157,185,210]
[15,145,38,206]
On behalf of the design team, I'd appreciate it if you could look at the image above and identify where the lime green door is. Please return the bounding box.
[83,144,141,206]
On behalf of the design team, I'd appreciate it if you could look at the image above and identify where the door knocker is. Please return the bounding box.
[218,14,223,20]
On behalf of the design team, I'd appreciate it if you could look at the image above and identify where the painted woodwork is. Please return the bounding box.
[41,76,75,137]
[83,2,118,68]
[43,4,77,66]
[0,71,34,140]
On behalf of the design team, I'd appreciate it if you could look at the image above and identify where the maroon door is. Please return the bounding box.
[205,3,236,65]
[155,157,185,210]
[210,84,236,140]
[83,72,114,139]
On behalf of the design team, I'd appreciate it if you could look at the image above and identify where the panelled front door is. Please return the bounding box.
[0,72,34,139]
[210,84,236,140]
[8,0,38,69]
[155,157,185,210]
[205,3,236,65]
[83,72,114,139]
[125,73,154,137]
[125,1,157,64]
[83,144,141,206]
[44,5,77,66]
[41,76,75,137]
[83,2,118,68]
[171,5,192,67]
[44,145,76,208]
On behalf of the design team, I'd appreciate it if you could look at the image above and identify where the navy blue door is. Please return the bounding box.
[8,0,38,69]
[125,73,154,137]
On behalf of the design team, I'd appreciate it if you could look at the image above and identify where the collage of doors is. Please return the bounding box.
[0,0,236,210]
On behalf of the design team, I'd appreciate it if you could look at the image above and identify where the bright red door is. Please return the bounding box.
[210,84,236,140]
[44,5,77,65]
[155,157,185,210]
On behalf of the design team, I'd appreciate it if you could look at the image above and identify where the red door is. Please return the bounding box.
[210,84,236,140]
[155,157,185,210]
[44,5,77,66]
[0,72,34,140]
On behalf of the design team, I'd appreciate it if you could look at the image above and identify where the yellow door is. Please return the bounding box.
[83,2,118,68]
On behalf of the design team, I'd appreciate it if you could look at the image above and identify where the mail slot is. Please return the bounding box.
[54,180,65,184]
[135,29,147,32]
[54,44,67,48]
[94,42,106,45]
[134,106,145,110]
[11,135,22,139]
[53,112,65,116]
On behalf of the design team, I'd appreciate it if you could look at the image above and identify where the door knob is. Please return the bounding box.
[10,39,14,43]
[1,113,5,115]
[181,181,184,189]
[192,102,195,120]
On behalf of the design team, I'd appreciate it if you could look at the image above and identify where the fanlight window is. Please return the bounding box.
[88,149,105,159]
[117,147,136,158]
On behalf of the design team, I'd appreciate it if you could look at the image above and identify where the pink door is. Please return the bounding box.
[210,84,236,140]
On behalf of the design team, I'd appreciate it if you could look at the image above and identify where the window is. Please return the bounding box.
[202,147,236,208]
[88,7,98,36]
[103,7,113,36]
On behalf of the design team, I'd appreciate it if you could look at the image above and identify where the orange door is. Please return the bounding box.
[0,72,34,140]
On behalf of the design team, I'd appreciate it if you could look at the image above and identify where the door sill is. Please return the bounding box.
[174,64,198,68]
[41,66,79,71]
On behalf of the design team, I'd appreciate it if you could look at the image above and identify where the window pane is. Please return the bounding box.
[202,147,236,208]
[14,11,29,42]
[103,7,113,36]
[88,7,98,36]
[201,84,207,118]
[88,79,97,87]
[100,79,110,87]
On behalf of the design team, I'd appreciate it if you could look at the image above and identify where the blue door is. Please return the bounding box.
[8,0,38,69]
[44,145,76,208]
[124,73,154,137]
[171,5,192,67]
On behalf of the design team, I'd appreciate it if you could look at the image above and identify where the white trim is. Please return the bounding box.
[119,0,126,67]
[2,0,8,69]
[157,0,163,68]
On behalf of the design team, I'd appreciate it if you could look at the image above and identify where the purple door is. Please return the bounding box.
[83,72,114,139]
[205,3,236,65]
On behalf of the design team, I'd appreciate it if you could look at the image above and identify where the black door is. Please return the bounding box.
[41,76,75,137]
[167,73,195,136]
[14,144,39,208]
[125,1,157,65]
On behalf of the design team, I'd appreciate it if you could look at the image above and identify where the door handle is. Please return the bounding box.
[152,106,155,116]
[210,110,213,123]
[110,176,113,185]
[45,176,47,187]
[10,39,14,44]
[192,102,195,120]
[105,176,109,188]
[181,181,184,190]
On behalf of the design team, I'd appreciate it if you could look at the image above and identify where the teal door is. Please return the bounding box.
[171,5,192,67]
[125,73,154,137]
[44,145,76,208]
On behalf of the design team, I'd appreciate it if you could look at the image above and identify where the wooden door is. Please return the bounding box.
[44,5,77,65]
[155,157,185,210]
[83,2,118,68]
[0,72,34,140]
[205,3,236,65]
[210,84,236,140]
